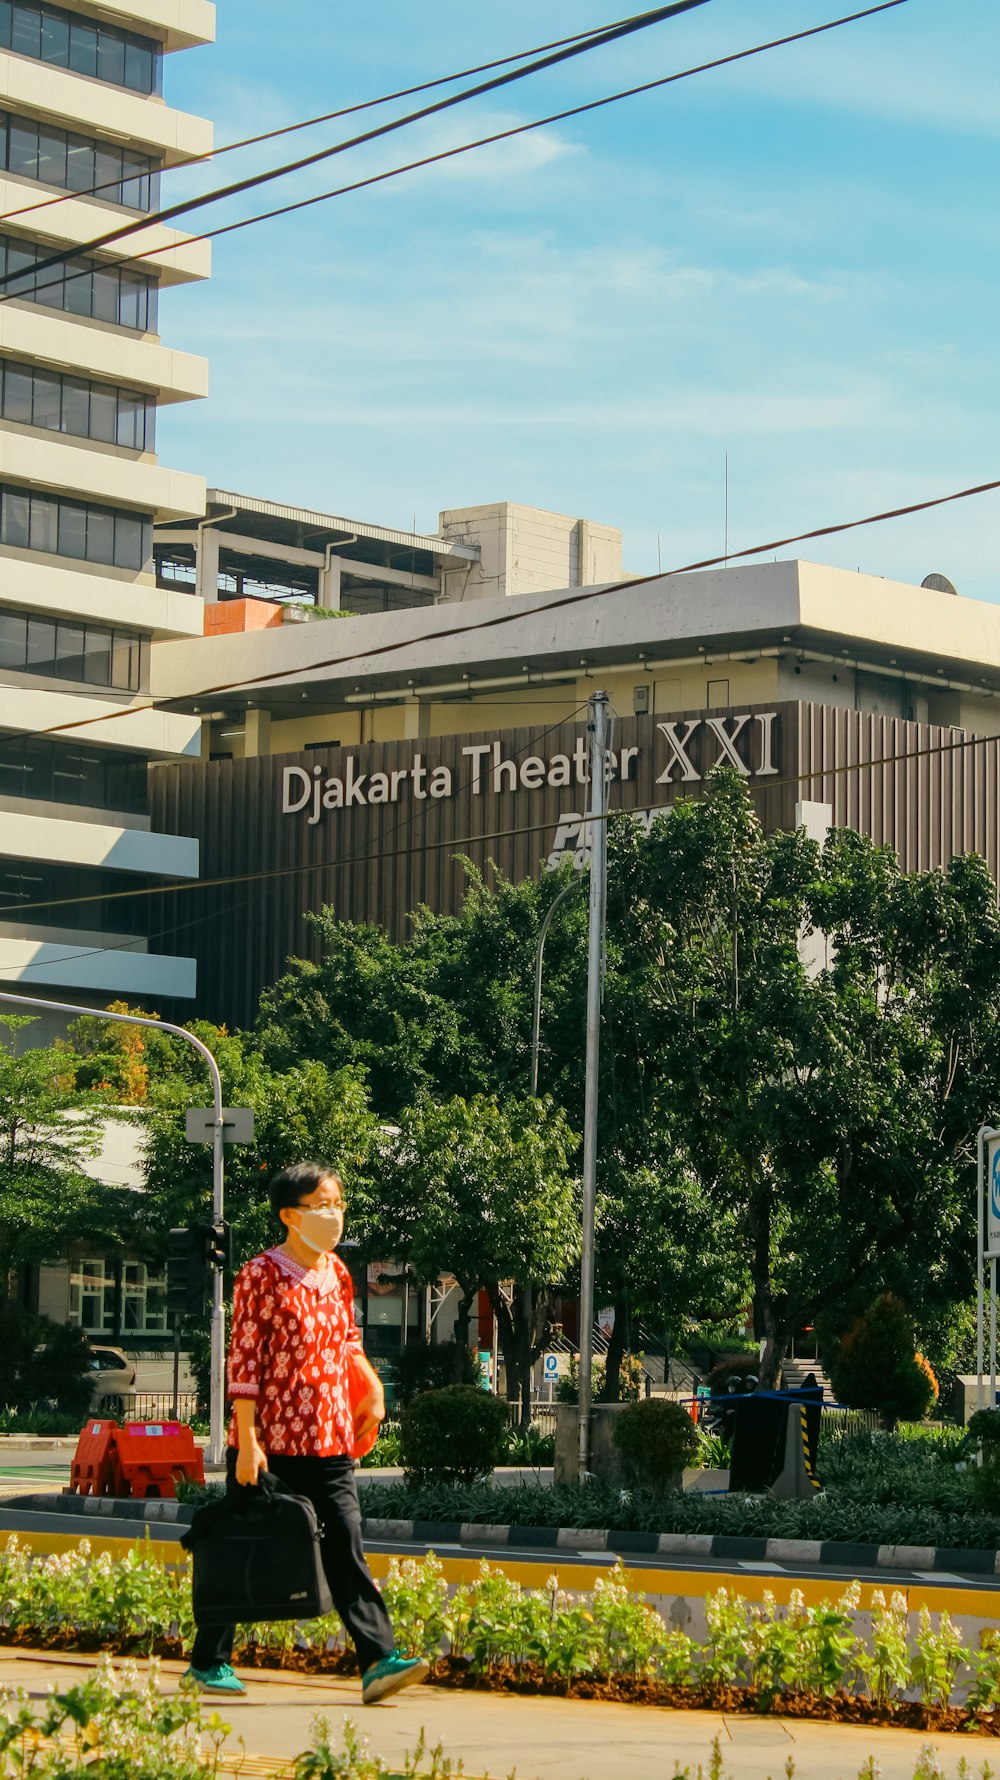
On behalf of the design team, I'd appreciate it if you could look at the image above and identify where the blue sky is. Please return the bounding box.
[158,0,1000,600]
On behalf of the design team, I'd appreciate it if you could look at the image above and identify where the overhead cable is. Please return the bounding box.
[0,0,718,291]
[0,5,721,221]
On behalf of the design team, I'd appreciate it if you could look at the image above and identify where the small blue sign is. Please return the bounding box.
[991,1147,1000,1223]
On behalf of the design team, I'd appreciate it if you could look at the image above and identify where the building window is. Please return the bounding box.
[123,1261,167,1334]
[706,679,730,707]
[0,858,150,932]
[0,735,147,813]
[0,231,158,333]
[68,1259,167,1335]
[0,2,161,95]
[0,358,155,450]
[69,1258,114,1333]
[0,605,149,689]
[0,111,160,210]
[0,483,152,571]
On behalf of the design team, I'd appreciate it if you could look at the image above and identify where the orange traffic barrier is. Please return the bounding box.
[66,1419,123,1497]
[114,1421,205,1499]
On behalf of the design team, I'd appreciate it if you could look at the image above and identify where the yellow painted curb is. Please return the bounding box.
[6,1528,1000,1627]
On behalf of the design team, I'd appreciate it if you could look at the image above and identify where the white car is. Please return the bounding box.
[86,1345,136,1417]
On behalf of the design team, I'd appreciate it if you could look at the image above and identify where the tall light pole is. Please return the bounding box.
[530,876,584,1097]
[0,989,228,1465]
[578,691,609,1485]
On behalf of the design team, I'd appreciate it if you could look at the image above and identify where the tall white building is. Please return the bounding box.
[0,0,212,1020]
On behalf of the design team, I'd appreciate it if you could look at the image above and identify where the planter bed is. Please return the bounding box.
[4,1628,1000,1738]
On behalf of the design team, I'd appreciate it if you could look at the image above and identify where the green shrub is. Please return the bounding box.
[613,1398,699,1492]
[393,1340,480,1410]
[503,1423,555,1465]
[399,1383,508,1485]
[827,1295,938,1430]
[0,1301,91,1417]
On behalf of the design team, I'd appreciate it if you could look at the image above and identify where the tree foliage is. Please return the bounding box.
[828,1293,939,1429]
[0,1015,140,1295]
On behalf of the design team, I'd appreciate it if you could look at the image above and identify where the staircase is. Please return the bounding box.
[782,1357,834,1399]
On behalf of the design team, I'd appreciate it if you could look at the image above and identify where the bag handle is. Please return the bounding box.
[235,1468,297,1503]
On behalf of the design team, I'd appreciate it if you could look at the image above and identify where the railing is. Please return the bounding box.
[504,1402,557,1435]
[120,1391,202,1424]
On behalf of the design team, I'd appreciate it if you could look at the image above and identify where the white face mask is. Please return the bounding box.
[291,1205,344,1254]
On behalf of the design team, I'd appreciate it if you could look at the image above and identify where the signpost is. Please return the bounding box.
[977,1126,1000,1412]
[0,989,252,1467]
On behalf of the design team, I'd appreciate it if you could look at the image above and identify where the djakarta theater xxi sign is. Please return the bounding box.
[150,700,993,1028]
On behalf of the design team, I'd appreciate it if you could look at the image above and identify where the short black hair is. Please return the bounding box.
[268,1162,342,1219]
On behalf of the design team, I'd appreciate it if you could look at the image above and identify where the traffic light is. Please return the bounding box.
[167,1226,207,1318]
[166,1222,231,1318]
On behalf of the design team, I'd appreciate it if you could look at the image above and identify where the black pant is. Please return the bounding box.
[190,1451,394,1675]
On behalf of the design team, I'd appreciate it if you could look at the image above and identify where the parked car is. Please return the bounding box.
[85,1345,135,1417]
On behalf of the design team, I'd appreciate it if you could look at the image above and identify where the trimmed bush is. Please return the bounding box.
[0,1301,91,1417]
[828,1295,938,1431]
[399,1382,508,1484]
[393,1340,480,1409]
[613,1398,699,1492]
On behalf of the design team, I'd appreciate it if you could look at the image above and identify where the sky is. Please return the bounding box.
[157,0,1000,601]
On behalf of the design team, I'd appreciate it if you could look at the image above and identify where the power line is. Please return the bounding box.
[1,0,911,315]
[0,459,992,767]
[10,721,1000,926]
[0,0,717,293]
[6,703,592,969]
[0,6,718,223]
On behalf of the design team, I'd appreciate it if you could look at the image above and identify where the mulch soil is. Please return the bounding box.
[1,1628,997,1735]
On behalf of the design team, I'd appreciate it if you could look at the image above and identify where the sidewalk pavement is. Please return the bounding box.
[1,1650,996,1780]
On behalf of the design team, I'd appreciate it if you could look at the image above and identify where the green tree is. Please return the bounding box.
[0,1015,138,1298]
[827,1293,938,1429]
[140,1023,382,1268]
[379,1093,580,1424]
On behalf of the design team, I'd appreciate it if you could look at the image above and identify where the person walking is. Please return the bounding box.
[185,1161,429,1705]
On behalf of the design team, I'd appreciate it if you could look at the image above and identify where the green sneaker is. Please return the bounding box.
[183,1663,247,1696]
[361,1652,430,1705]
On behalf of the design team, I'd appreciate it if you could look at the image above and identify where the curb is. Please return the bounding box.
[7,1500,1000,1577]
[360,1519,1000,1576]
[3,1494,194,1524]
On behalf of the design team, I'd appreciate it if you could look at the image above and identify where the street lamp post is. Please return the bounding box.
[0,989,228,1465]
[578,691,609,1486]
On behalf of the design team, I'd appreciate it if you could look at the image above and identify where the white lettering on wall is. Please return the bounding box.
[281,714,781,823]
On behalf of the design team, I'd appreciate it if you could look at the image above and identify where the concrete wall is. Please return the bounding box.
[437,502,623,602]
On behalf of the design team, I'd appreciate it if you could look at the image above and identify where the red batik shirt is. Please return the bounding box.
[226,1247,362,1457]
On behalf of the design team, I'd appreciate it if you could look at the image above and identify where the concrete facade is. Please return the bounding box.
[0,0,213,1008]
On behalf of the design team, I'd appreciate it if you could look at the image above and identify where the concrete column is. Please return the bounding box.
[244,707,271,758]
[576,520,591,587]
[196,526,221,604]
[319,554,342,610]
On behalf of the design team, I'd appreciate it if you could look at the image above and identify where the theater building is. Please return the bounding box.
[147,547,1000,1030]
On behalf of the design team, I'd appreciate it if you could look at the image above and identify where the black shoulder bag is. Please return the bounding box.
[181,1472,334,1623]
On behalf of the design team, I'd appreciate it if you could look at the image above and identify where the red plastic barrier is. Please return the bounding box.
[66,1419,122,1497]
[114,1421,205,1500]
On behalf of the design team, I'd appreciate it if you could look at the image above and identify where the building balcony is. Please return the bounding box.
[0,174,211,287]
[0,54,213,164]
[0,807,198,876]
[0,427,205,521]
[0,302,209,403]
[0,930,197,996]
[0,679,200,756]
[64,0,217,53]
[0,551,204,635]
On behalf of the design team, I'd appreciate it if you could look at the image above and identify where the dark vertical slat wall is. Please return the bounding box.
[149,701,1000,1030]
